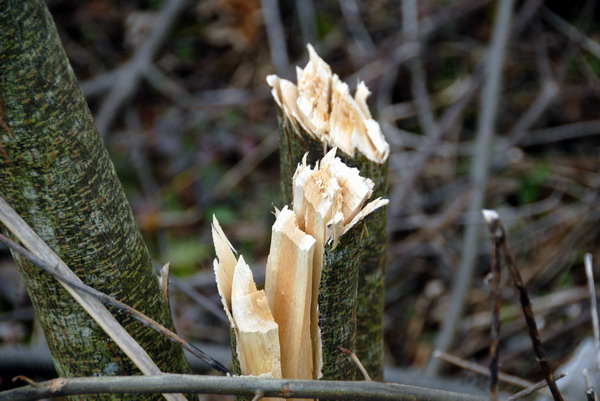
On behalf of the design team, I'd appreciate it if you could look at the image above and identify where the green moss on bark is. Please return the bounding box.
[0,1,191,399]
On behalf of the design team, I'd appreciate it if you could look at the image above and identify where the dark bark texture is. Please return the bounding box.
[319,223,362,382]
[278,109,388,382]
[0,1,191,399]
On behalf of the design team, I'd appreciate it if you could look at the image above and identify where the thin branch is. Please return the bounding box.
[584,253,600,374]
[428,0,515,374]
[251,389,265,401]
[519,120,600,147]
[402,0,438,137]
[583,369,596,401]
[543,8,600,60]
[295,0,318,47]
[339,0,376,56]
[503,23,559,150]
[94,0,190,137]
[481,210,564,401]
[433,350,536,390]
[506,372,567,401]
[388,72,480,216]
[0,232,229,375]
[483,210,502,401]
[260,0,290,77]
[209,132,280,200]
[0,374,490,401]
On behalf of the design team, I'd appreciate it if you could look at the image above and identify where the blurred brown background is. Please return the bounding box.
[1,0,599,398]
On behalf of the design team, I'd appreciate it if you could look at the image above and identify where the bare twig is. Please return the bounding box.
[339,0,376,56]
[503,23,559,151]
[95,0,190,137]
[433,350,536,390]
[543,8,600,60]
[340,347,372,382]
[209,132,279,200]
[584,253,600,374]
[512,0,544,36]
[482,209,502,401]
[0,374,490,401]
[295,0,317,47]
[519,120,600,147]
[167,273,229,323]
[402,0,438,137]
[506,372,567,401]
[388,74,480,216]
[583,369,596,401]
[0,232,229,375]
[427,0,515,375]
[260,0,290,77]
[481,210,564,401]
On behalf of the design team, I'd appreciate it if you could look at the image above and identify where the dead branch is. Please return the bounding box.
[506,372,567,401]
[0,374,489,401]
[483,209,502,401]
[481,209,564,401]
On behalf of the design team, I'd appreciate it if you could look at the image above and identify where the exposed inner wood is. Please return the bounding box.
[265,206,316,381]
[213,45,389,386]
[232,256,281,378]
[267,44,389,164]
[212,216,237,326]
[213,217,281,379]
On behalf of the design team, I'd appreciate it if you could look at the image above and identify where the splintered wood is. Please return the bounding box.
[212,149,388,387]
[267,44,389,163]
[212,218,282,379]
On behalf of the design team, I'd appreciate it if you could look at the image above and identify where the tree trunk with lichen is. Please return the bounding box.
[0,1,191,399]
[278,112,388,382]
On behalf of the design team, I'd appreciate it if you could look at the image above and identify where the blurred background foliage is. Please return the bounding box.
[1,0,600,398]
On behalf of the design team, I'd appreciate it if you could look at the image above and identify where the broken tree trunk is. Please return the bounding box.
[267,45,389,381]
[212,150,386,397]
[0,1,191,399]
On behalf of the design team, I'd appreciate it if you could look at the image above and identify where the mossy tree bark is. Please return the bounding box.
[278,111,388,381]
[0,1,191,399]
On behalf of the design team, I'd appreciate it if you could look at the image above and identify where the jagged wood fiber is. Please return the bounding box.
[0,1,191,399]
[277,109,388,382]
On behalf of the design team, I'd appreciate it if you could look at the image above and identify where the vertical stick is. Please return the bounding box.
[482,210,502,401]
[482,209,564,401]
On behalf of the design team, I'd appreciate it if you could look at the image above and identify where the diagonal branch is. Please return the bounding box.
[0,197,228,376]
[94,0,190,137]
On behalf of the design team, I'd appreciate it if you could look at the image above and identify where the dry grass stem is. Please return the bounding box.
[339,347,372,382]
[505,372,567,401]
